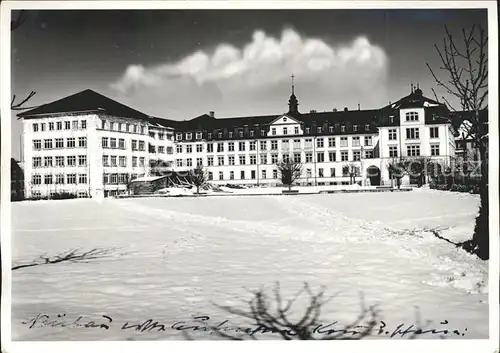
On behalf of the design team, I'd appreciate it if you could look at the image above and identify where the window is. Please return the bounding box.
[329,151,336,162]
[250,130,254,137]
[186,144,193,153]
[110,138,117,149]
[389,146,398,158]
[317,138,324,148]
[305,139,312,149]
[306,169,312,178]
[196,158,203,166]
[78,155,87,166]
[110,174,118,184]
[102,137,109,148]
[65,121,70,130]
[330,168,336,177]
[305,153,313,163]
[56,174,65,184]
[271,140,278,150]
[33,140,41,150]
[57,121,63,130]
[239,142,246,151]
[318,168,324,177]
[283,154,290,163]
[138,141,145,151]
[342,166,349,177]
[78,174,88,184]
[341,151,348,161]
[294,153,301,163]
[196,144,203,153]
[260,154,267,165]
[44,156,53,167]
[283,127,288,135]
[364,136,372,146]
[228,142,235,152]
[33,123,39,132]
[262,170,267,179]
[176,159,183,167]
[176,133,182,141]
[273,169,278,179]
[240,171,245,180]
[44,139,53,149]
[67,174,77,184]
[329,126,334,133]
[119,156,127,167]
[364,150,374,159]
[430,127,439,138]
[328,137,335,147]
[251,170,256,179]
[407,145,421,156]
[207,132,212,139]
[196,132,202,140]
[72,120,78,129]
[208,172,213,180]
[167,146,173,154]
[55,138,64,148]
[110,122,115,131]
[341,126,346,132]
[218,156,225,166]
[388,129,397,140]
[207,143,214,153]
[185,132,192,140]
[49,122,54,131]
[218,132,222,138]
[260,141,267,151]
[229,171,234,180]
[219,171,224,180]
[406,128,420,140]
[261,129,266,136]
[32,157,42,168]
[217,143,224,152]
[158,133,165,140]
[365,124,370,131]
[32,175,42,185]
[228,156,235,165]
[305,127,310,134]
[353,125,358,132]
[186,159,193,167]
[111,156,117,167]
[118,139,125,149]
[353,151,361,161]
[176,145,183,154]
[352,137,360,147]
[103,155,110,167]
[293,139,300,149]
[41,123,46,131]
[282,140,290,151]
[405,111,419,121]
[272,128,276,136]
[239,130,244,138]
[340,137,348,147]
[249,141,256,151]
[44,174,53,185]
[294,127,299,134]
[250,155,257,165]
[430,144,440,156]
[207,156,214,166]
[141,126,146,135]
[75,137,86,148]
[239,155,246,165]
[139,157,145,167]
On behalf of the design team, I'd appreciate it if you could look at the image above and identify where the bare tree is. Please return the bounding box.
[276,159,302,191]
[342,163,359,185]
[190,165,207,194]
[427,24,489,260]
[386,158,406,189]
[12,247,115,270]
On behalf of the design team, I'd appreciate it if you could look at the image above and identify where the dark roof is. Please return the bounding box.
[17,89,150,120]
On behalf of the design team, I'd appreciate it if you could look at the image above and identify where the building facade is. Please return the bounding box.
[17,85,464,199]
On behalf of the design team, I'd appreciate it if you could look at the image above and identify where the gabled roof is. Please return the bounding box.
[17,89,150,120]
[383,89,444,110]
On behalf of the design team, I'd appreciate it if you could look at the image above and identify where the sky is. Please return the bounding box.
[10,8,488,159]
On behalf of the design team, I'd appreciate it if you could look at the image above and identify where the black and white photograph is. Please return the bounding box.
[1,1,498,351]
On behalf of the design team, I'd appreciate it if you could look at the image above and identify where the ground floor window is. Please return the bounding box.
[77,191,88,198]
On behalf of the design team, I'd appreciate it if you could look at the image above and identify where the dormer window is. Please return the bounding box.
[250,130,254,137]
[353,125,358,132]
[208,132,212,139]
[341,126,346,132]
[176,133,182,141]
[239,130,244,137]
[389,116,394,123]
[365,124,370,131]
[271,128,276,136]
[261,129,266,136]
[186,132,192,140]
[305,127,310,134]
[218,132,222,138]
[405,112,419,121]
[196,132,202,140]
[283,117,287,122]
[229,132,233,138]
[329,126,334,133]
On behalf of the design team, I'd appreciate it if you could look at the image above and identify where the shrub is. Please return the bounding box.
[51,192,77,200]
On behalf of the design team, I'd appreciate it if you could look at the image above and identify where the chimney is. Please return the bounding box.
[310,109,317,113]
[358,103,360,110]
[344,107,348,112]
[332,108,338,112]
[209,111,215,118]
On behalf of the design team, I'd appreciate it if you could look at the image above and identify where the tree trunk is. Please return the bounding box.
[289,183,292,191]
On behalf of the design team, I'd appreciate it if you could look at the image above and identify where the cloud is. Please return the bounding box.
[110,28,389,117]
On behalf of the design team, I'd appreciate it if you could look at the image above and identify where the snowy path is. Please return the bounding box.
[10,191,488,340]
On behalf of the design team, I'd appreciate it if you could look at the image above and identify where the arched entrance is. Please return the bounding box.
[366,165,381,186]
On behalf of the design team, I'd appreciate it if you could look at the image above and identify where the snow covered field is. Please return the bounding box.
[10,189,488,340]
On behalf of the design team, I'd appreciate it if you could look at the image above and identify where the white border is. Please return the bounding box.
[1,1,498,353]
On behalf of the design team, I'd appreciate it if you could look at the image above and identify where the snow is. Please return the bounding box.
[10,190,487,341]
[130,176,164,183]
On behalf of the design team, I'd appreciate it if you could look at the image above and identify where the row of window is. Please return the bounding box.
[148,131,174,141]
[175,150,373,168]
[387,127,440,141]
[101,120,147,135]
[33,137,87,150]
[103,173,133,185]
[103,155,147,168]
[32,120,86,132]
[387,144,441,158]
[30,191,89,198]
[176,124,373,141]
[33,156,87,168]
[32,173,87,185]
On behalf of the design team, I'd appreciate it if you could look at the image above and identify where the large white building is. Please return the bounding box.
[17,85,459,198]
